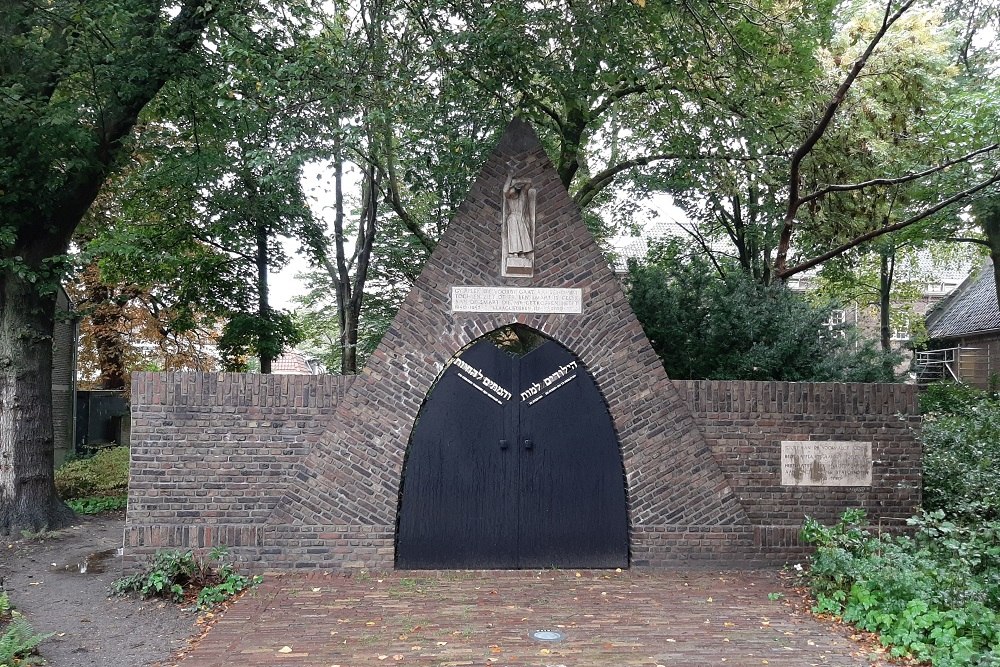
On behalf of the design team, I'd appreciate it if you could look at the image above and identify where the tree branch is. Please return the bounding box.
[573,150,781,209]
[799,143,1000,206]
[945,236,991,247]
[777,169,1000,279]
[774,0,917,275]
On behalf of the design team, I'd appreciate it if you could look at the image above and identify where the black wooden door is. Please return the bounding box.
[396,331,627,569]
[515,341,628,568]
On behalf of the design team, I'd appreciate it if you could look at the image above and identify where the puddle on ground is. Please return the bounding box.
[59,547,121,574]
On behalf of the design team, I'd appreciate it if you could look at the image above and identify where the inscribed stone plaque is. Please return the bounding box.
[780,441,872,487]
[451,287,583,314]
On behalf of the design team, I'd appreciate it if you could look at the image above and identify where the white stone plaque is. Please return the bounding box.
[451,287,583,314]
[781,441,872,487]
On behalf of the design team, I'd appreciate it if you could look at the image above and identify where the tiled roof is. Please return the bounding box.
[926,258,1000,339]
[272,350,319,375]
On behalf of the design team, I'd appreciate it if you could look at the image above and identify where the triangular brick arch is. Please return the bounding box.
[264,120,750,566]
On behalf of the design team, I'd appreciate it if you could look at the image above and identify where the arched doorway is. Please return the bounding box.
[396,324,628,569]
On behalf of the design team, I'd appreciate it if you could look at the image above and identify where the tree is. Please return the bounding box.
[627,240,900,381]
[0,0,333,532]
[771,0,1000,281]
[73,0,334,375]
[659,0,998,291]
[0,0,229,533]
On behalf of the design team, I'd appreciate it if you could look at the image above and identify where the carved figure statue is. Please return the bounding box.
[503,174,536,256]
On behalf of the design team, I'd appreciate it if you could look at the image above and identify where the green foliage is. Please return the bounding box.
[0,592,51,666]
[65,495,127,515]
[921,382,999,415]
[921,385,1000,521]
[112,547,261,611]
[218,310,303,372]
[802,510,1000,666]
[54,447,129,500]
[626,240,900,381]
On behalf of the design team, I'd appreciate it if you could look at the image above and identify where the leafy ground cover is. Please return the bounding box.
[0,591,50,666]
[801,384,1000,666]
[112,547,262,612]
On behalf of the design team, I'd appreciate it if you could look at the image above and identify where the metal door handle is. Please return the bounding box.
[500,439,508,450]
[524,439,533,450]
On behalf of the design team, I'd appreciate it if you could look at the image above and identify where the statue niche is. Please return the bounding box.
[501,173,537,277]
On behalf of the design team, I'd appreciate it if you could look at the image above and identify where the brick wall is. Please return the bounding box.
[669,380,921,565]
[52,286,75,466]
[126,374,921,569]
[677,380,921,525]
[125,372,355,567]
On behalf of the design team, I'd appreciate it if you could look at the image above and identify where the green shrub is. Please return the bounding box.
[65,495,127,515]
[112,547,261,611]
[921,387,1000,521]
[920,382,997,415]
[802,510,1000,666]
[54,446,129,500]
[626,239,900,381]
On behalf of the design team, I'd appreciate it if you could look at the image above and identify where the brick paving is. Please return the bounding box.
[169,569,873,667]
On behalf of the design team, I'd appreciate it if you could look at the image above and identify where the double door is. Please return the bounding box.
[396,335,628,569]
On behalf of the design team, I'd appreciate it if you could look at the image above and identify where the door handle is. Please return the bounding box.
[500,439,509,450]
[524,439,533,450]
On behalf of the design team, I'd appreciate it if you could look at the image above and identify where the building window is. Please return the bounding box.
[891,317,911,341]
[825,309,846,330]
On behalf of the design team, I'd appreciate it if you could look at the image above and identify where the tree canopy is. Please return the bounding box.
[3,0,1000,536]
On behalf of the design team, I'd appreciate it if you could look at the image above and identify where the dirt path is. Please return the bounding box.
[0,514,199,667]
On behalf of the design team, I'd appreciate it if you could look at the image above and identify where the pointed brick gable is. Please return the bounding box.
[262,119,751,566]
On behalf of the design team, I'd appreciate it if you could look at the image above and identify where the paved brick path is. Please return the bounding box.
[169,569,872,667]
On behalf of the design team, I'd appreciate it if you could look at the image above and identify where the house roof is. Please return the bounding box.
[272,350,320,375]
[926,258,1000,340]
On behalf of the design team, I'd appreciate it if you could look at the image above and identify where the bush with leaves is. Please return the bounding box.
[112,547,261,611]
[65,495,128,515]
[802,509,1000,666]
[54,446,130,500]
[920,384,1000,522]
[626,240,900,381]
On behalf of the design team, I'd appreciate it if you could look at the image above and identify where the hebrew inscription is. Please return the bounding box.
[451,287,583,314]
[521,361,579,406]
[781,441,873,486]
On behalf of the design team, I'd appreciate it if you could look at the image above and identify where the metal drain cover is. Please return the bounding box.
[531,630,565,641]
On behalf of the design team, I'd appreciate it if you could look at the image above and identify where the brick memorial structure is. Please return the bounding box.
[125,121,921,570]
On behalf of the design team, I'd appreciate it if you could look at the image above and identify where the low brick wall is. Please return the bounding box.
[126,373,921,570]
[664,380,922,565]
[124,372,355,568]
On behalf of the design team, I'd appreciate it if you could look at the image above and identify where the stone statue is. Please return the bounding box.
[502,173,536,276]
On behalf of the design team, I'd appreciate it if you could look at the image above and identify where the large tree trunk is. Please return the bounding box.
[980,199,1000,307]
[0,0,216,535]
[0,272,75,534]
[879,248,893,353]
[256,217,273,374]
